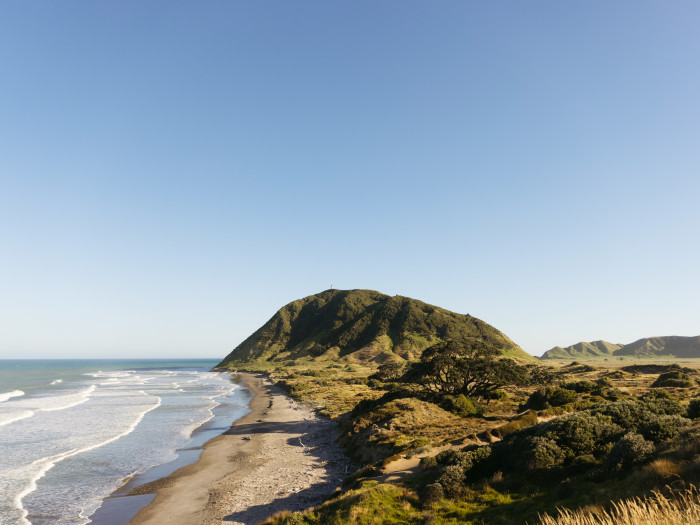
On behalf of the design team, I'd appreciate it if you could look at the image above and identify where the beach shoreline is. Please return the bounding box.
[108,373,349,525]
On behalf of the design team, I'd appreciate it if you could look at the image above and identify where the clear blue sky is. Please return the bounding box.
[1,2,698,359]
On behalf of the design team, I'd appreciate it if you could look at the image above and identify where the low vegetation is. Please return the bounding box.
[218,290,700,524]
[539,487,700,525]
[259,353,700,524]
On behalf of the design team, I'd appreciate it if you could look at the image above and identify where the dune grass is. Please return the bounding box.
[538,486,700,525]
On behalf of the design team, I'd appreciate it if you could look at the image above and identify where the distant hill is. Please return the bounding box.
[541,336,700,360]
[615,336,700,358]
[216,289,535,368]
[541,340,623,360]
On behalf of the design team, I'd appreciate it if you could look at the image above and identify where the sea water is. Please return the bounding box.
[0,359,251,525]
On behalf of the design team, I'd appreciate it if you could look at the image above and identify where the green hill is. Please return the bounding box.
[541,340,623,360]
[216,289,535,369]
[615,335,700,358]
[541,336,700,360]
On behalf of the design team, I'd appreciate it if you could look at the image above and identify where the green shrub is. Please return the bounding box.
[434,398,684,484]
[641,390,674,401]
[544,412,623,457]
[602,370,626,380]
[521,387,578,410]
[443,394,484,417]
[524,436,566,471]
[486,389,509,400]
[370,361,406,382]
[640,415,690,443]
[605,433,654,471]
[571,454,596,467]
[604,388,629,401]
[438,465,466,498]
[420,455,438,470]
[688,399,700,419]
[562,381,600,393]
[651,371,694,388]
[367,378,383,389]
[422,482,445,506]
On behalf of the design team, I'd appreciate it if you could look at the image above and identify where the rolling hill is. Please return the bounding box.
[541,340,623,360]
[615,335,700,358]
[541,335,700,360]
[216,289,535,369]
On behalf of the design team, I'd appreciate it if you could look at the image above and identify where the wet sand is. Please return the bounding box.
[121,373,350,525]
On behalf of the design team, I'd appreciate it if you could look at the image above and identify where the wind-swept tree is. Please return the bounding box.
[401,340,531,400]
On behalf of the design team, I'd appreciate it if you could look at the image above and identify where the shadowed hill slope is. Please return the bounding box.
[541,340,623,360]
[217,289,535,368]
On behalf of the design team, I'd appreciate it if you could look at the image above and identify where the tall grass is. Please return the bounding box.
[538,486,700,524]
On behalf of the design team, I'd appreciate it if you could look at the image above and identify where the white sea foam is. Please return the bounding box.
[0,385,97,429]
[84,371,133,378]
[50,379,63,385]
[37,385,96,412]
[0,410,34,427]
[1,364,244,525]
[13,393,162,525]
[0,390,25,403]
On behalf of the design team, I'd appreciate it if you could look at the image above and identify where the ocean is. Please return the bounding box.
[0,359,251,525]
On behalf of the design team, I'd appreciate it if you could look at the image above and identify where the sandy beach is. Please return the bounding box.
[119,373,350,525]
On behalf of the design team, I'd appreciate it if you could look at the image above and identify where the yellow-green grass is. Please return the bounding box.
[538,486,700,525]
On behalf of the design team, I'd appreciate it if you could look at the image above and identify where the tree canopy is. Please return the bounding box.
[401,340,534,400]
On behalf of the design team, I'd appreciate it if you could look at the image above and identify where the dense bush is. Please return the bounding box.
[640,415,690,443]
[521,387,578,410]
[562,381,601,394]
[605,433,654,471]
[688,399,700,419]
[641,389,674,401]
[429,398,685,489]
[420,455,439,470]
[537,412,622,458]
[442,394,484,417]
[651,371,695,388]
[422,482,445,506]
[370,361,406,382]
[523,436,566,471]
[604,388,629,401]
[438,464,467,497]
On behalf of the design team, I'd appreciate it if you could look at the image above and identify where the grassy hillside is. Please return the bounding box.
[543,336,700,360]
[217,289,535,369]
[616,336,700,358]
[542,340,622,360]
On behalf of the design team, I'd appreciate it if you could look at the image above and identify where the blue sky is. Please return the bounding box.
[1,2,698,358]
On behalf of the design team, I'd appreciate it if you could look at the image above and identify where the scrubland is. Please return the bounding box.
[243,358,700,524]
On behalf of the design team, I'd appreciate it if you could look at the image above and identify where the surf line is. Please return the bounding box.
[0,390,25,403]
[0,385,98,429]
[14,392,162,525]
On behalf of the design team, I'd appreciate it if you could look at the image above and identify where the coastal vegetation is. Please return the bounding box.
[217,290,700,524]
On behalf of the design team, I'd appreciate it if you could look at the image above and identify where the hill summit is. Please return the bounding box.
[216,289,534,368]
[541,340,623,359]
